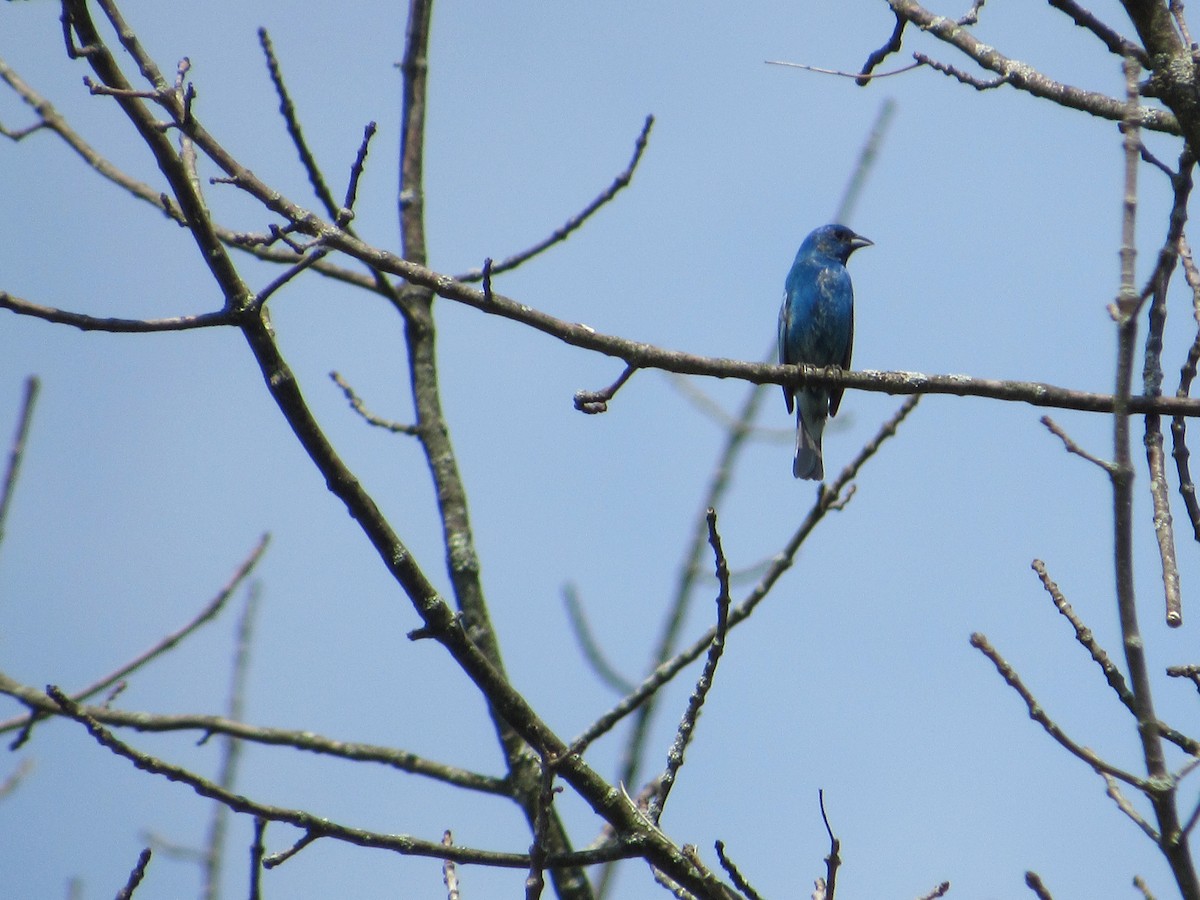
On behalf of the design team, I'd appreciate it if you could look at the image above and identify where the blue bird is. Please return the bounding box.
[778,224,873,480]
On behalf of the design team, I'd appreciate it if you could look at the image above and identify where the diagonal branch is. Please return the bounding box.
[884,0,1177,132]
[456,116,655,283]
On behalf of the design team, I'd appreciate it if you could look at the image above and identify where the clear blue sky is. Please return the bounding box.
[3,1,1197,898]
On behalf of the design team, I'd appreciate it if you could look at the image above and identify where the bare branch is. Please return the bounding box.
[969,633,1147,787]
[257,28,340,219]
[0,291,234,332]
[649,509,732,824]
[1031,560,1199,755]
[883,0,1178,132]
[329,371,419,435]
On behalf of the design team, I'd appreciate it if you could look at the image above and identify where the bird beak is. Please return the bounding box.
[850,234,874,251]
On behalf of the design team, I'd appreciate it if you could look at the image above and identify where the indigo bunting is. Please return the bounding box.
[777,224,872,480]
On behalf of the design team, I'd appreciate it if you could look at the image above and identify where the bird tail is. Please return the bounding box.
[792,392,826,481]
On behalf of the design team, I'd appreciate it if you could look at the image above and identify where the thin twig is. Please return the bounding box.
[1103,772,1161,841]
[0,375,39,552]
[1046,0,1150,63]
[1173,234,1200,539]
[572,399,919,754]
[574,365,637,414]
[339,122,377,225]
[329,371,419,435]
[0,292,233,332]
[1024,871,1054,900]
[45,683,637,871]
[1134,874,1158,900]
[1040,415,1113,471]
[258,28,339,219]
[714,841,765,900]
[648,509,732,825]
[456,116,655,283]
[114,848,152,900]
[765,58,922,81]
[819,791,841,900]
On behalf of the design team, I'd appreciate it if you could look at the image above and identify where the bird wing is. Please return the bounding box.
[777,289,794,413]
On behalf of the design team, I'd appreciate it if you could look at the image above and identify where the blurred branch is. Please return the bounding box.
[1,534,269,748]
[0,758,33,801]
[563,584,636,694]
[834,98,895,223]
[572,399,920,755]
[0,375,38,553]
[203,582,262,900]
[1024,871,1054,900]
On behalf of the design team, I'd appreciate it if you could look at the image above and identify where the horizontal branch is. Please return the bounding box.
[0,673,507,796]
[7,265,1200,418]
[0,291,233,332]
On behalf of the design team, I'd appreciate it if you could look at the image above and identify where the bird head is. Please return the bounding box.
[805,224,873,264]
